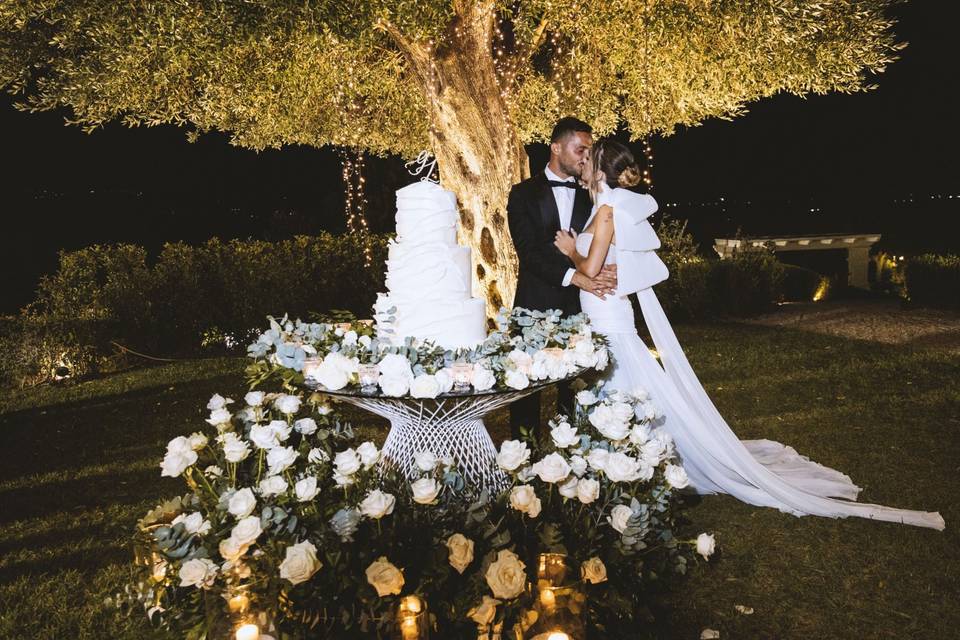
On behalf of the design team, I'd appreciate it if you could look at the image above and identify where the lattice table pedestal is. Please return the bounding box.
[331,388,542,495]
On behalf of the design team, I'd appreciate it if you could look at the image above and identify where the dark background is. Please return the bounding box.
[1,1,957,313]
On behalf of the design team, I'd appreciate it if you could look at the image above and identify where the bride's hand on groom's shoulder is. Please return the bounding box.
[554,229,577,256]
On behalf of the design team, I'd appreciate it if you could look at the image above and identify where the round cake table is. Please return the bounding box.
[303,376,580,495]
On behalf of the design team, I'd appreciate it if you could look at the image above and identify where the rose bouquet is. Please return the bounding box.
[125,379,714,639]
[244,308,608,398]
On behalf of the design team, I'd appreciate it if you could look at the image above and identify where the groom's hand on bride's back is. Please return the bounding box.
[573,264,617,299]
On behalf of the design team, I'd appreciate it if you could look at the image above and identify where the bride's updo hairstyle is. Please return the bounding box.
[590,138,643,192]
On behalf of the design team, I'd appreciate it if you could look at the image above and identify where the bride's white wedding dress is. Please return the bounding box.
[577,185,944,530]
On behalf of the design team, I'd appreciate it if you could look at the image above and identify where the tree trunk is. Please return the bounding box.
[384,2,528,317]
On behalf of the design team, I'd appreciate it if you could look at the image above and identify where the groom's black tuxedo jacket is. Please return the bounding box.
[507,171,592,316]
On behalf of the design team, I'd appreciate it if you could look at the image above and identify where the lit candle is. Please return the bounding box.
[400,595,422,613]
[336,322,353,333]
[235,623,260,640]
[358,363,379,388]
[228,593,250,613]
[452,362,473,389]
[539,588,556,608]
[547,633,570,640]
[400,615,419,639]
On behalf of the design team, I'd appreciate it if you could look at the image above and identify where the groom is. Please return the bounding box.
[506,116,617,438]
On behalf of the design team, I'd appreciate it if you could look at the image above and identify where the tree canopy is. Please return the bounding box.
[1,0,901,155]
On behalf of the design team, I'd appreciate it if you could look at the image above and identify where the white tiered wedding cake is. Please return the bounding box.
[373,181,487,350]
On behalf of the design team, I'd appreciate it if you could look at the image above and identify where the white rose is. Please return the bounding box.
[604,452,643,483]
[507,349,533,374]
[414,451,438,472]
[586,448,609,472]
[576,477,601,504]
[472,365,496,391]
[445,533,474,574]
[665,464,690,490]
[509,485,541,517]
[517,465,536,483]
[279,540,322,585]
[160,449,197,478]
[222,436,251,464]
[589,405,630,441]
[206,408,232,427]
[219,536,249,562]
[641,438,667,465]
[410,374,441,399]
[244,391,265,407]
[249,424,279,450]
[696,533,716,560]
[294,417,318,435]
[365,556,405,596]
[485,549,526,600]
[629,424,651,446]
[575,390,598,406]
[333,448,362,476]
[358,334,372,348]
[360,489,396,519]
[379,375,410,397]
[411,477,440,504]
[640,402,660,422]
[356,441,380,469]
[188,432,208,451]
[178,558,218,589]
[259,474,288,497]
[315,402,333,416]
[504,369,529,390]
[608,504,633,533]
[274,394,302,415]
[204,465,223,478]
[435,368,455,393]
[315,359,350,390]
[343,330,358,344]
[467,595,500,627]
[496,440,531,472]
[165,436,193,456]
[558,475,579,499]
[377,353,414,380]
[228,488,257,518]
[594,346,609,370]
[550,422,580,449]
[611,401,634,423]
[230,515,263,546]
[532,452,571,484]
[267,446,298,475]
[581,557,608,584]
[268,419,292,442]
[207,393,233,411]
[172,512,211,536]
[569,455,588,477]
[333,471,355,487]
[529,358,549,381]
[308,447,329,465]
[294,476,320,502]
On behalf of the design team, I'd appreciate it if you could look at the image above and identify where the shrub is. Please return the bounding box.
[781,263,828,302]
[20,234,390,361]
[903,254,960,309]
[654,216,712,320]
[708,242,785,317]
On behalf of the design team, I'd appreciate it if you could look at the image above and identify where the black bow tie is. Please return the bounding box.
[547,179,581,189]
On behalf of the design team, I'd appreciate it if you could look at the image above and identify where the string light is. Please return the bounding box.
[641,0,654,192]
[340,149,373,267]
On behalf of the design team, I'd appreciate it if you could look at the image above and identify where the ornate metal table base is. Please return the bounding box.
[328,387,543,495]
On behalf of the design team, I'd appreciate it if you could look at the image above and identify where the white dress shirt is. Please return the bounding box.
[544,165,577,287]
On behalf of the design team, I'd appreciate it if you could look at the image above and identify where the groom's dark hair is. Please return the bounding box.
[550,116,592,143]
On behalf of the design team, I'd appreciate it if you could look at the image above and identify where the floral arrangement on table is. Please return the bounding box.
[245,307,608,398]
[123,377,716,639]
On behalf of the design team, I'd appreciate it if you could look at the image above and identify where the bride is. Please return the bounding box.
[554,138,945,530]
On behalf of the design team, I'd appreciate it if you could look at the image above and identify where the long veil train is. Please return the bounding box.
[631,279,945,530]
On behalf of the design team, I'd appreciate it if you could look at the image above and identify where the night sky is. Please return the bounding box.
[2,1,957,313]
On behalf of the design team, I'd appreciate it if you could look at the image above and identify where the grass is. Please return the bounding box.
[0,323,957,639]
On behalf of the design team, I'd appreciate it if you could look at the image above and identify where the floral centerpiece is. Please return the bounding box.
[123,375,715,639]
[245,308,609,398]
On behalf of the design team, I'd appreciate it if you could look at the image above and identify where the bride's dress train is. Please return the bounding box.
[577,187,944,530]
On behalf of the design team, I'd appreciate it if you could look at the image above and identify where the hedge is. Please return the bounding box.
[903,254,960,309]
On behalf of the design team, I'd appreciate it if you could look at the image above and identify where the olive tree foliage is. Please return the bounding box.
[0,0,902,312]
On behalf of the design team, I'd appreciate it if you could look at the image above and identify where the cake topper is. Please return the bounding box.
[404,150,440,184]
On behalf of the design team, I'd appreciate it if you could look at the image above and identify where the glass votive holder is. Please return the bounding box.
[358,363,380,393]
[392,595,429,640]
[302,357,323,383]
[452,362,474,390]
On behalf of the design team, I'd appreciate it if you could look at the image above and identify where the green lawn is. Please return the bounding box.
[1,323,957,639]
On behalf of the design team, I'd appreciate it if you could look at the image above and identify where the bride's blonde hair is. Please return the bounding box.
[588,139,643,199]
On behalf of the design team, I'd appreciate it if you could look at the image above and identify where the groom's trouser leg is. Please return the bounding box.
[509,391,541,440]
[556,380,574,417]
